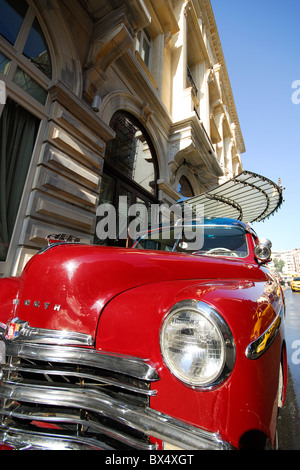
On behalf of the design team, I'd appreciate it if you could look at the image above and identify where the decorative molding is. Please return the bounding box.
[201,0,245,154]
[86,23,134,92]
[83,0,152,101]
[157,178,181,201]
[48,80,114,142]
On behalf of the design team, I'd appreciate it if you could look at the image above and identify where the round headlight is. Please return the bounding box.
[160,300,235,388]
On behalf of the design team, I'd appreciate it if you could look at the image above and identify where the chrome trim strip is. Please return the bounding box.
[0,405,155,450]
[2,363,156,396]
[0,428,115,450]
[0,381,232,450]
[145,408,233,450]
[5,342,159,382]
[246,310,282,360]
[5,319,94,346]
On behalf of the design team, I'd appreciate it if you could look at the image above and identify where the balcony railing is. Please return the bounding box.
[187,66,198,97]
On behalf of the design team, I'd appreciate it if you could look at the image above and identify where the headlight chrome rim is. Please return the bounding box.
[160,300,236,389]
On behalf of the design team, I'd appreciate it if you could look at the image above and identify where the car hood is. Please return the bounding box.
[9,244,267,339]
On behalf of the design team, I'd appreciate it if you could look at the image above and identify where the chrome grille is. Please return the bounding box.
[0,321,233,450]
[0,340,160,450]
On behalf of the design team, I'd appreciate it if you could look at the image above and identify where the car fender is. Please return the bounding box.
[96,278,285,449]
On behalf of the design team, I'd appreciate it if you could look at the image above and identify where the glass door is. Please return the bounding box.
[94,170,157,247]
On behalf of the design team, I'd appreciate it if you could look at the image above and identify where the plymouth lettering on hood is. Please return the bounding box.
[13,299,61,311]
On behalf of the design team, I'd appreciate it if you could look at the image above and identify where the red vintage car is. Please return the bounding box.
[0,218,287,450]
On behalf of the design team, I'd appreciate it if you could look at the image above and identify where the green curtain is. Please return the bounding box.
[0,98,39,261]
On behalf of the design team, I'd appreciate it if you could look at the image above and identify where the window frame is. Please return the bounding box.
[135,28,152,69]
[0,1,53,276]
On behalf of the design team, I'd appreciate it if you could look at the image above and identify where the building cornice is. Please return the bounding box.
[199,0,245,154]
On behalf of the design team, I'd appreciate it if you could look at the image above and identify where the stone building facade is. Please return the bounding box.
[271,249,300,276]
[0,0,245,277]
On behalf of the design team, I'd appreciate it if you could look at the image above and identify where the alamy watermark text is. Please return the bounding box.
[96,198,204,249]
[0,81,6,105]
[291,80,300,104]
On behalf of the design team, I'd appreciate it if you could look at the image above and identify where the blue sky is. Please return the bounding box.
[210,0,300,251]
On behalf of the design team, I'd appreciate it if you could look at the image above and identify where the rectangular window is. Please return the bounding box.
[136,29,152,68]
[0,98,39,261]
[13,67,47,105]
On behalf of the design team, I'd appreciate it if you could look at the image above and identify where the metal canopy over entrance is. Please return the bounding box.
[184,171,283,223]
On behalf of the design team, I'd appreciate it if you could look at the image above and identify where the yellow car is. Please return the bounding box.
[291,276,300,292]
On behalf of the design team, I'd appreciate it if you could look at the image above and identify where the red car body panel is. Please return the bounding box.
[3,244,269,336]
[0,228,287,450]
[0,277,20,326]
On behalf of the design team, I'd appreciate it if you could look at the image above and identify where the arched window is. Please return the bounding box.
[0,0,52,262]
[0,0,52,105]
[178,175,194,198]
[105,111,157,196]
[95,111,159,247]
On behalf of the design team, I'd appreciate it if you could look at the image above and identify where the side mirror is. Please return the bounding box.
[254,238,272,264]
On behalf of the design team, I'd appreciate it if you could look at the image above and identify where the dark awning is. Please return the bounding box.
[184,171,283,223]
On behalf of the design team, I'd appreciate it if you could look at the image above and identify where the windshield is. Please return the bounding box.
[133,223,248,258]
[293,277,300,281]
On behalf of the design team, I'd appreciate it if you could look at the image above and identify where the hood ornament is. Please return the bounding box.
[46,233,81,246]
